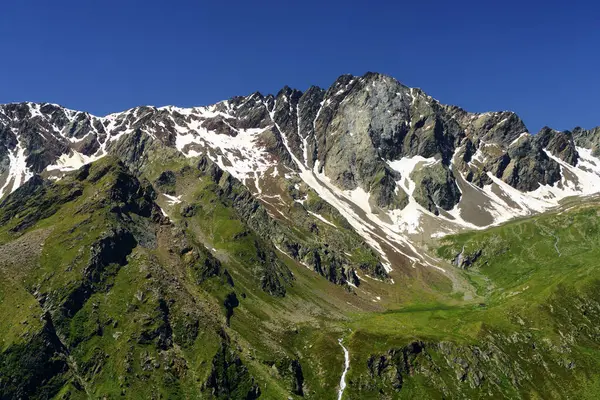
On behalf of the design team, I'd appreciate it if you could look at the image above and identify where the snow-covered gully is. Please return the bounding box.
[337,338,350,400]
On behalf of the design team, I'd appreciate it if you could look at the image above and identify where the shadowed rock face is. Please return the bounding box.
[535,127,578,166]
[411,162,461,213]
[0,313,68,399]
[573,126,600,156]
[452,126,578,193]
[205,340,261,399]
[501,137,561,192]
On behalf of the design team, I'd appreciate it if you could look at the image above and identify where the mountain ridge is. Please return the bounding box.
[2,72,599,277]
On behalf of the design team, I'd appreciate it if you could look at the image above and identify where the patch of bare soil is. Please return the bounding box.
[0,228,53,278]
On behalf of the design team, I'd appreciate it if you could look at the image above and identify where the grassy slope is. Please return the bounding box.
[146,149,600,398]
[153,160,359,398]
[1,152,600,399]
[0,156,365,399]
[338,202,600,398]
[0,160,241,399]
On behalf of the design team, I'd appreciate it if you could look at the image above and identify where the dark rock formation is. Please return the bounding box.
[0,314,68,399]
[205,341,261,399]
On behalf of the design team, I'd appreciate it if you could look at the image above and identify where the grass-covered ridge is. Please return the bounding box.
[336,202,600,398]
[0,156,374,399]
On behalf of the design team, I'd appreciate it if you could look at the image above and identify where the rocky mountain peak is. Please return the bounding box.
[1,73,600,273]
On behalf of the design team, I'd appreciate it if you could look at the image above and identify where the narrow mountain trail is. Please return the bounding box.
[338,338,350,400]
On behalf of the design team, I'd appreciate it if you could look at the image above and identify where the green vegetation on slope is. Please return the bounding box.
[337,202,600,399]
[0,157,362,399]
[1,151,600,399]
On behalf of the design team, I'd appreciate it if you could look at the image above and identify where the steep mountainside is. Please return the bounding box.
[1,72,600,399]
[2,73,600,272]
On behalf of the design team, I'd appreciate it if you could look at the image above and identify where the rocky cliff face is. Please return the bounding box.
[572,126,600,155]
[1,72,600,274]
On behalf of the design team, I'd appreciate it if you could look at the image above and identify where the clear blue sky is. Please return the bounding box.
[0,0,598,132]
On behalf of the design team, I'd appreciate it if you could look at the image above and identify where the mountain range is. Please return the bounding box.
[1,72,600,399]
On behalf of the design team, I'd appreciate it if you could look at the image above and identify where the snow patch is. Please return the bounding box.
[0,139,33,199]
[163,194,182,205]
[46,150,100,172]
[387,156,438,196]
[307,211,337,228]
[175,123,274,185]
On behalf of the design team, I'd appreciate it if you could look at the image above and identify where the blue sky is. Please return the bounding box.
[0,0,597,132]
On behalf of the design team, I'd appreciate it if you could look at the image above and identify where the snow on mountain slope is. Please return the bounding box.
[2,72,600,274]
[0,137,32,199]
[46,150,100,173]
